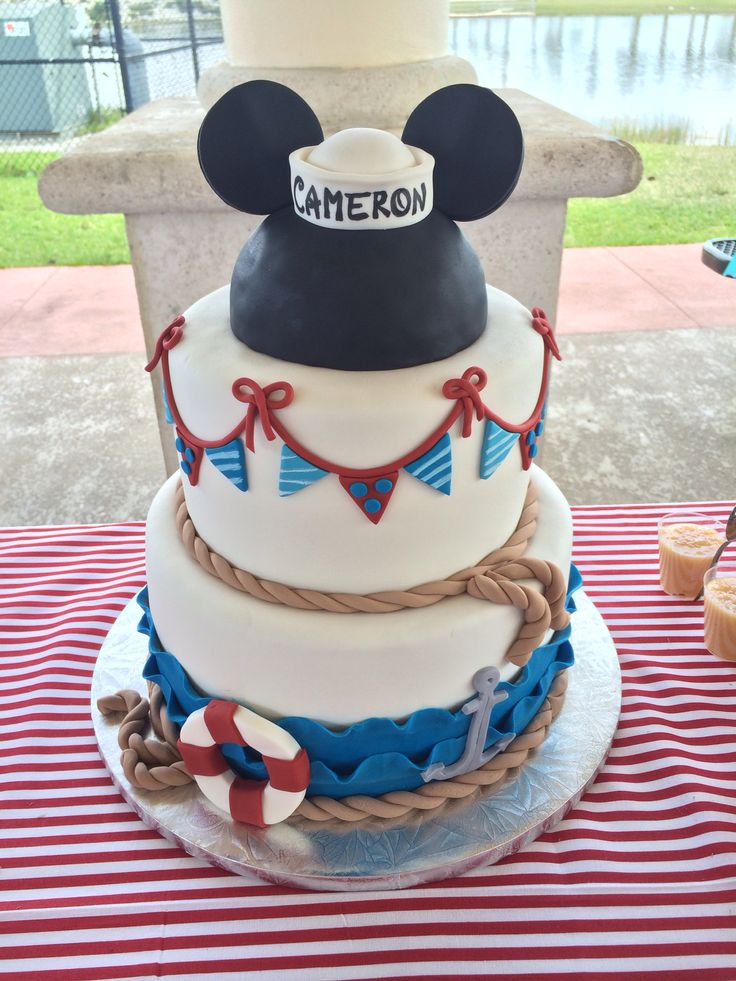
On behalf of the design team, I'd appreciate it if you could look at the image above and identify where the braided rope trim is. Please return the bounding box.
[174,479,570,668]
[97,689,192,791]
[97,670,568,822]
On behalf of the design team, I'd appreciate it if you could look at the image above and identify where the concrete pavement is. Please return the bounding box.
[558,244,736,334]
[1,244,734,358]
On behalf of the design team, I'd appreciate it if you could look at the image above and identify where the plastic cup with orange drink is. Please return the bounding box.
[658,513,725,601]
[703,560,736,661]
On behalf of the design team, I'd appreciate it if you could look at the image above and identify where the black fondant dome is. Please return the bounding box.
[229,209,488,371]
[197,80,524,371]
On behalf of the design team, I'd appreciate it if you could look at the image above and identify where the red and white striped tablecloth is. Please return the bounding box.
[2,503,735,980]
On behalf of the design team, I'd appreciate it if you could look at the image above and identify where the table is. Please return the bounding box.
[2,502,735,980]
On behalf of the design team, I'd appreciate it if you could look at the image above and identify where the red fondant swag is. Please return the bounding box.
[147,311,560,523]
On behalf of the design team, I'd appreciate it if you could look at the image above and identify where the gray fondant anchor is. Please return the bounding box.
[421,666,515,783]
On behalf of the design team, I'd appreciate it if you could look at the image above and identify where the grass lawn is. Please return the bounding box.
[452,1,733,14]
[534,0,733,14]
[0,154,129,268]
[564,143,736,248]
[1,143,734,266]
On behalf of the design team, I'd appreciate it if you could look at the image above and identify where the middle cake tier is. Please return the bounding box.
[145,465,572,726]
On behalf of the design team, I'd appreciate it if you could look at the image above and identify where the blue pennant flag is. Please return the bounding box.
[403,432,452,496]
[162,383,174,425]
[480,421,520,479]
[205,439,248,491]
[279,445,329,497]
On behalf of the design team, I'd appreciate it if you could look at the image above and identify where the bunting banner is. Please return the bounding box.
[480,421,520,480]
[403,433,452,495]
[339,473,398,525]
[151,315,555,522]
[278,445,329,497]
[162,383,174,425]
[178,419,536,520]
[205,439,248,492]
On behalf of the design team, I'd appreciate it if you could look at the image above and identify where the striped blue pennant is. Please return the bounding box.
[162,383,174,425]
[480,421,520,479]
[403,432,452,496]
[205,439,248,491]
[279,445,329,497]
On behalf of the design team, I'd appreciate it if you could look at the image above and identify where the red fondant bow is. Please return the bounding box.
[531,307,561,361]
[232,378,295,452]
[443,366,488,438]
[145,315,185,373]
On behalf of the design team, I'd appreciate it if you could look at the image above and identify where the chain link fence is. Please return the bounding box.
[0,0,223,176]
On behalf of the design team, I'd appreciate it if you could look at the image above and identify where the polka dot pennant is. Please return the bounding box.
[403,432,452,496]
[480,420,520,479]
[339,471,398,524]
[525,420,544,459]
[519,398,547,469]
[205,438,248,492]
[279,444,330,496]
[174,434,202,484]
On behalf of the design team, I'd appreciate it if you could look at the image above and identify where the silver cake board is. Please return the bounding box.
[91,591,621,892]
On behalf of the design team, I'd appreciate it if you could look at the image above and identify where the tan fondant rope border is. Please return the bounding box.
[97,687,191,791]
[175,479,570,667]
[97,671,567,822]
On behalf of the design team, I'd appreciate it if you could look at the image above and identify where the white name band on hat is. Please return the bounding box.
[289,144,434,231]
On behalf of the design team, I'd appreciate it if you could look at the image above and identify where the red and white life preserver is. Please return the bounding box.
[177,699,310,827]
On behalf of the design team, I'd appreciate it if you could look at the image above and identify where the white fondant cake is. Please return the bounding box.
[131,81,578,828]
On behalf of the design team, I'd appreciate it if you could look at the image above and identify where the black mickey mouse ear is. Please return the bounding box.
[198,80,324,215]
[402,84,523,222]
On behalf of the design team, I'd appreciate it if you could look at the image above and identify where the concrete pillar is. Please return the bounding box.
[198,0,476,130]
[220,0,451,67]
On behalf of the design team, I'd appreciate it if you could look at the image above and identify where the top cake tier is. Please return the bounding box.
[156,282,552,594]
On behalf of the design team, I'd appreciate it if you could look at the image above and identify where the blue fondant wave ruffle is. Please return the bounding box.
[138,564,581,798]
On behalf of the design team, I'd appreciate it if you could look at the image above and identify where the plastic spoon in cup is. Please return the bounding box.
[696,504,736,600]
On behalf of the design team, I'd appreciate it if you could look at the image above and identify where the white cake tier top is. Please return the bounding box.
[158,283,552,594]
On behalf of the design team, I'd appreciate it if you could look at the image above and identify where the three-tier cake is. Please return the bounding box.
[131,80,579,826]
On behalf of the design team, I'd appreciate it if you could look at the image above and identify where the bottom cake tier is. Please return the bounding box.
[137,466,580,815]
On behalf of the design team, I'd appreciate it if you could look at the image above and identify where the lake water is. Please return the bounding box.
[88,13,736,144]
[449,13,736,143]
